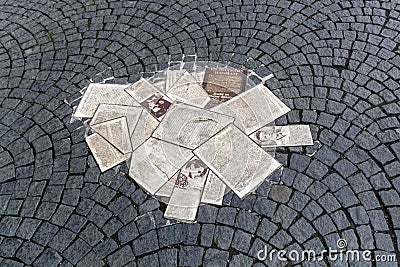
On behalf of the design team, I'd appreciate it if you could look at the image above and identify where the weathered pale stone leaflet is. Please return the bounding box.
[90,104,142,136]
[125,78,173,119]
[166,71,210,108]
[211,84,291,135]
[91,117,132,154]
[154,172,178,201]
[194,124,282,199]
[165,69,186,91]
[164,157,209,222]
[152,102,234,149]
[200,171,226,206]
[249,125,314,148]
[129,109,159,151]
[74,64,313,222]
[74,83,138,118]
[128,138,193,195]
[86,133,128,172]
[155,169,226,207]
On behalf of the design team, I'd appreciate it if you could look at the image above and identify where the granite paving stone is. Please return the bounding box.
[313,215,337,236]
[76,251,104,267]
[132,230,159,256]
[0,217,22,237]
[107,245,135,267]
[229,254,253,267]
[182,223,200,245]
[137,253,159,267]
[269,230,293,250]
[157,223,183,248]
[330,210,351,230]
[214,226,234,250]
[231,230,252,253]
[268,185,292,203]
[80,223,104,246]
[158,249,178,267]
[179,246,204,267]
[288,218,315,244]
[203,248,229,267]
[62,238,91,265]
[0,238,23,258]
[33,248,63,267]
[272,205,298,229]
[200,224,215,247]
[15,218,41,240]
[93,238,118,259]
[235,210,259,233]
[118,221,139,245]
[15,241,44,265]
[32,222,59,246]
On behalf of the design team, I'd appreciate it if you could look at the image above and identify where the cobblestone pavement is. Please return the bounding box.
[0,0,399,266]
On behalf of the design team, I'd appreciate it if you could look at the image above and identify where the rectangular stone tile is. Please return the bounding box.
[90,104,143,136]
[201,171,226,206]
[154,172,178,201]
[128,138,193,195]
[166,69,186,91]
[166,71,210,108]
[74,83,137,118]
[193,70,205,84]
[86,133,128,172]
[194,124,281,199]
[90,117,132,154]
[152,102,234,149]
[125,78,172,120]
[130,109,159,152]
[211,84,290,135]
[165,158,208,222]
[249,125,313,147]
[151,71,167,93]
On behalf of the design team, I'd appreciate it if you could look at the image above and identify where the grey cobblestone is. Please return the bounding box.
[231,230,252,253]
[132,230,159,256]
[179,246,203,267]
[214,226,234,250]
[158,249,177,267]
[204,248,229,267]
[107,245,135,267]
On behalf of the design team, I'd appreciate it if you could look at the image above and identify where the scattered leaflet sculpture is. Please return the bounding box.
[74,61,313,222]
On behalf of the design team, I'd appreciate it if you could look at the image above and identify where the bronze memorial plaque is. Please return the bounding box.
[202,68,248,106]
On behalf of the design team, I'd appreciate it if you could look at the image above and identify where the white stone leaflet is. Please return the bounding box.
[125,78,172,120]
[128,138,193,195]
[164,157,208,222]
[90,104,143,136]
[165,69,186,91]
[194,124,281,199]
[74,83,138,118]
[249,125,313,147]
[130,109,159,152]
[90,117,132,154]
[201,171,226,206]
[86,133,128,172]
[211,84,290,134]
[154,172,178,201]
[166,71,210,108]
[152,102,234,149]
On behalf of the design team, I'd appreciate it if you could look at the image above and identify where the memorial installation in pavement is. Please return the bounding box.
[73,61,313,222]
